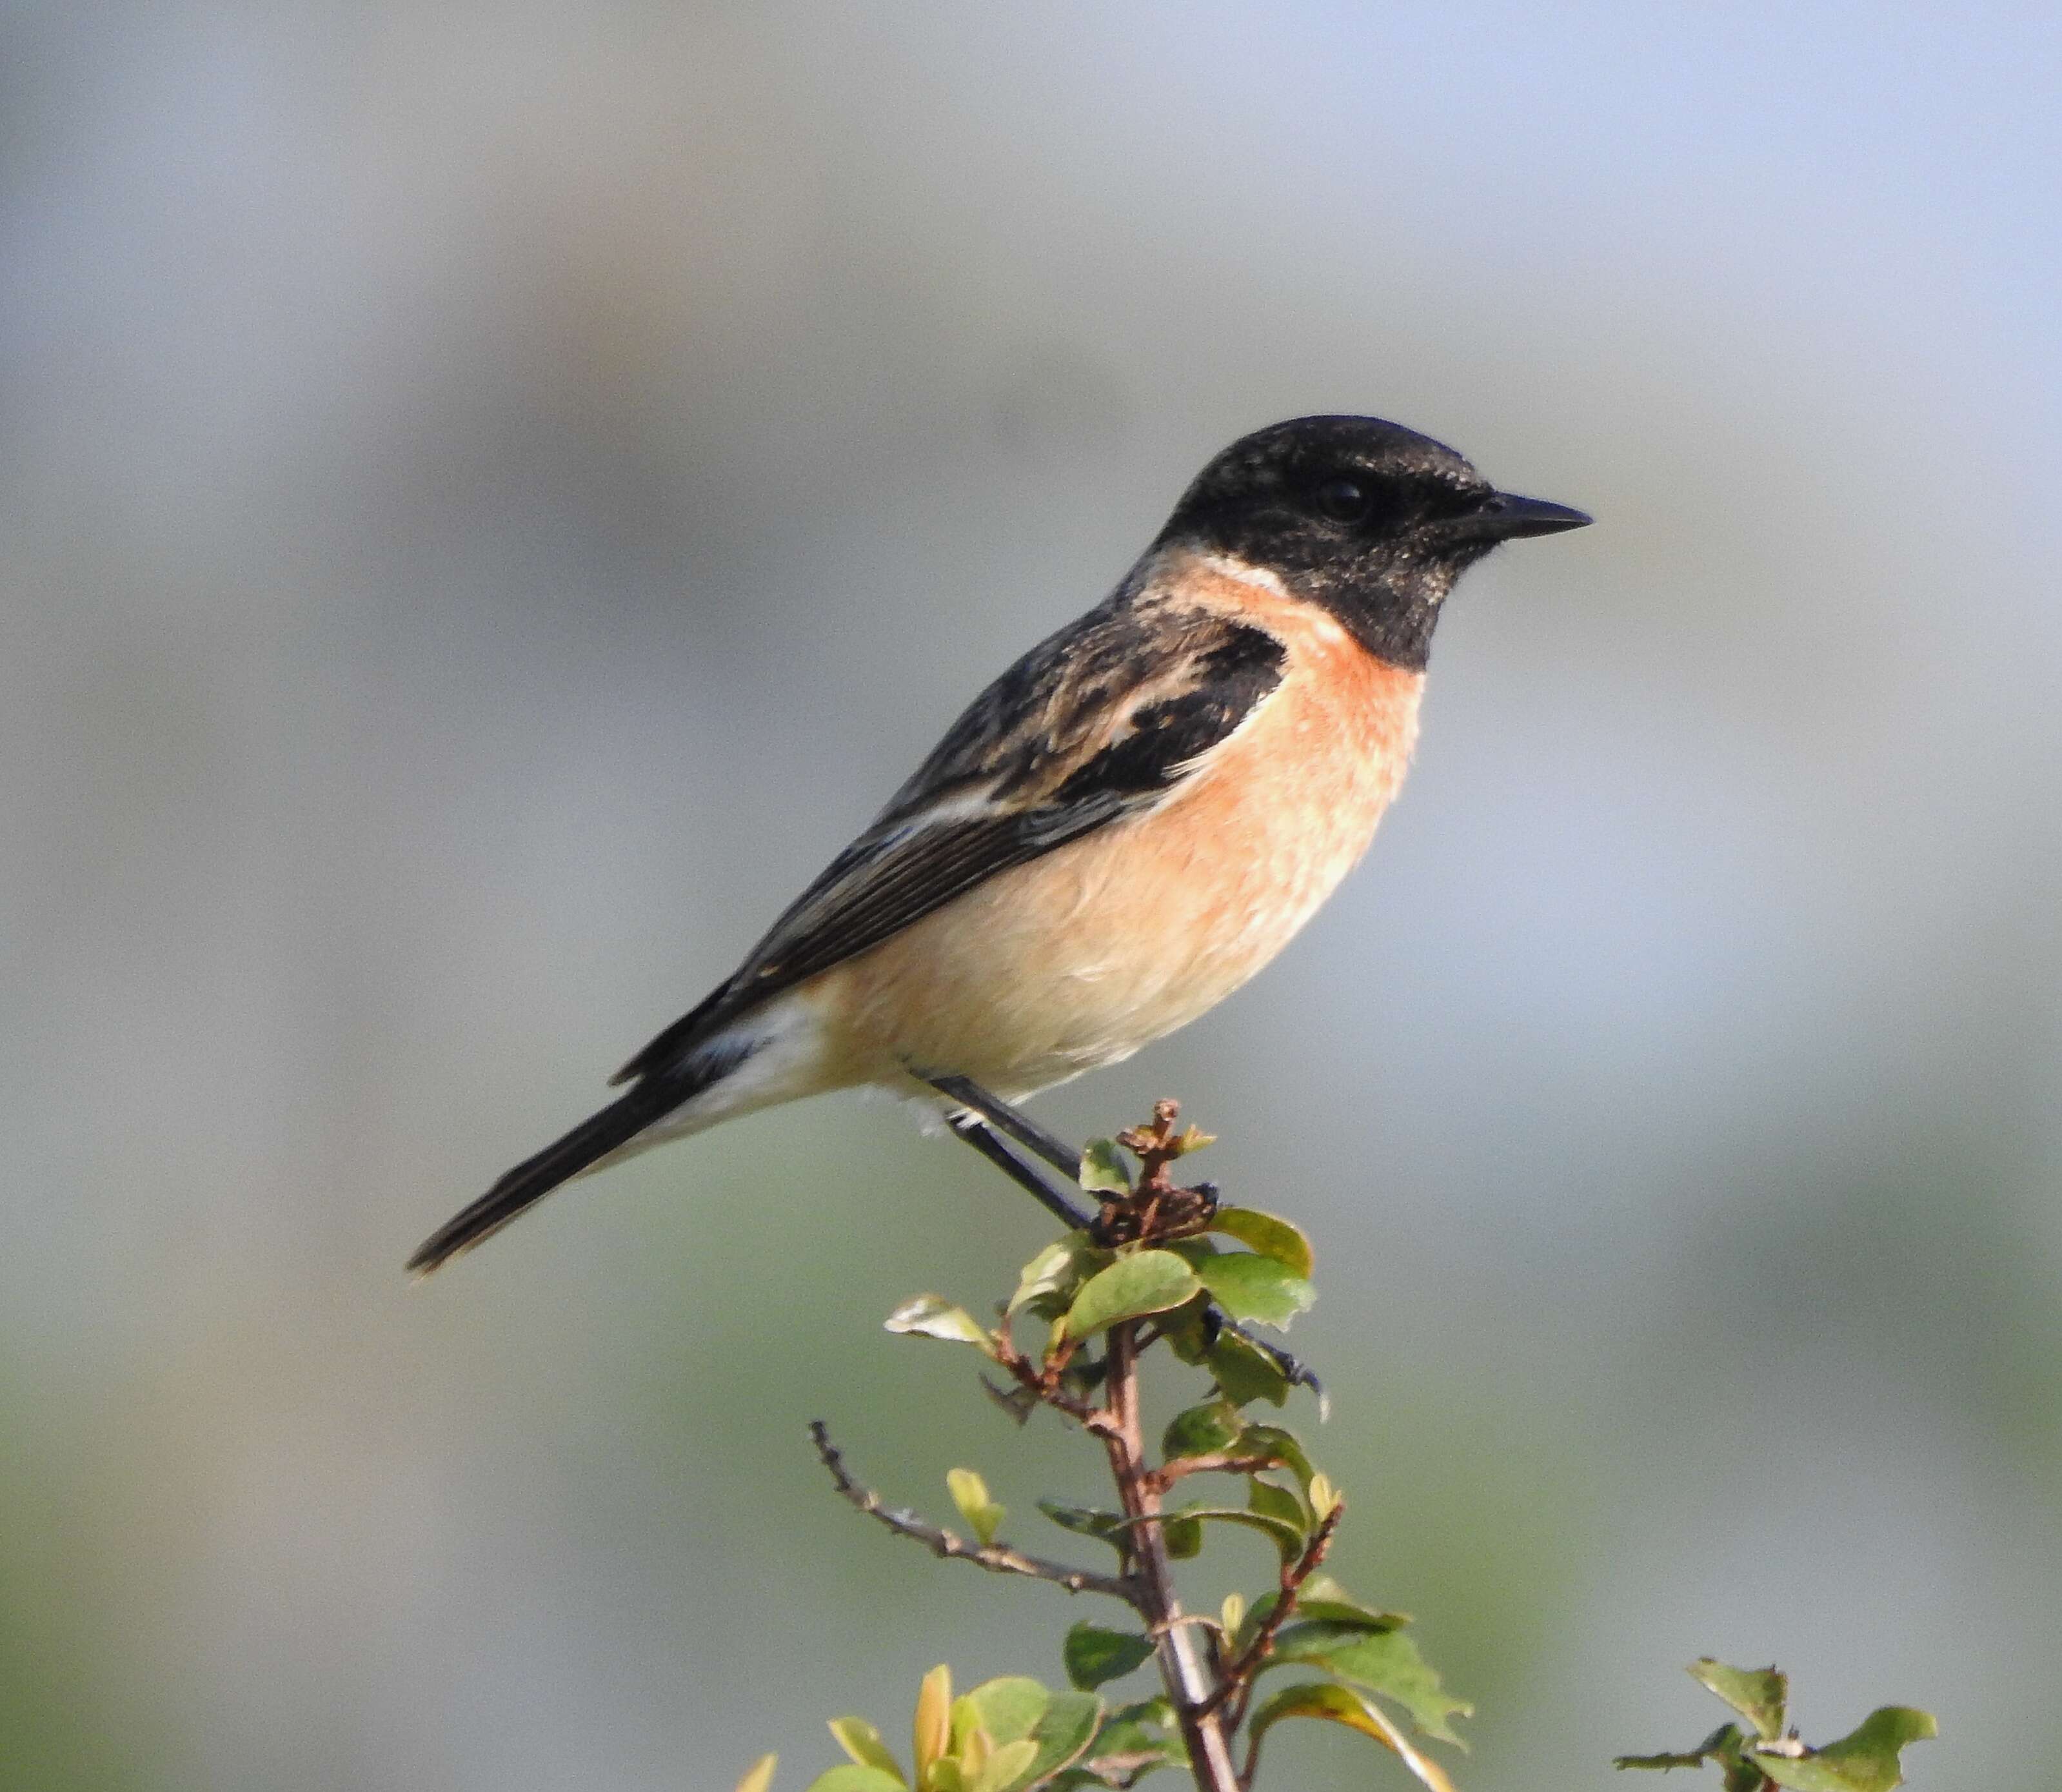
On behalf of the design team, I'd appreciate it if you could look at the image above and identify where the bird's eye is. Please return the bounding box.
[1313,477,1371,523]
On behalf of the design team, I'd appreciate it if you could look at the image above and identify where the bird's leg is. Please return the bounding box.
[923,1074,1082,1179]
[946,1111,1096,1232]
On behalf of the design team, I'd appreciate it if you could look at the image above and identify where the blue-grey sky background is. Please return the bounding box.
[4,5,2058,1789]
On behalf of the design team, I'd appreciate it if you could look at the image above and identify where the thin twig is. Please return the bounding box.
[1199,1501,1345,1728]
[810,1421,1139,1604]
[990,1332,1119,1435]
[1145,1453,1287,1493]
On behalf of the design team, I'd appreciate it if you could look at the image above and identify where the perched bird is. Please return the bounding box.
[410,415,1589,1274]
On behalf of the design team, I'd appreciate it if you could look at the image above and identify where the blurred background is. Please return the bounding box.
[4,3,2059,1787]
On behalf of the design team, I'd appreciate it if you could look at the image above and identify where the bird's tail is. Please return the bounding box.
[407,1045,749,1275]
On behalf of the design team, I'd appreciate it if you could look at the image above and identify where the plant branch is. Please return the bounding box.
[1201,1502,1345,1729]
[989,1331,1119,1436]
[810,1421,1140,1604]
[1145,1453,1287,1494]
[1100,1320,1243,1792]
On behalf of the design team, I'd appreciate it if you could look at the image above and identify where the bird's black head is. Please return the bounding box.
[1157,415,1591,670]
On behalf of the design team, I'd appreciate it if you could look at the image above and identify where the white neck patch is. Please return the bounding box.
[1192,552,1292,600]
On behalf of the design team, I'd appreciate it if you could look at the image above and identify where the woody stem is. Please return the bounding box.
[1101,1319,1241,1792]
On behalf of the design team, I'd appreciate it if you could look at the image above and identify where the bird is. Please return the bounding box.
[408,415,1589,1274]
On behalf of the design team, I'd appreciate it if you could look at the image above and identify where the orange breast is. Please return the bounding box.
[813,564,1425,1097]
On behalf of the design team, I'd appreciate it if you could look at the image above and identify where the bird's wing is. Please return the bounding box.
[610,598,1287,1084]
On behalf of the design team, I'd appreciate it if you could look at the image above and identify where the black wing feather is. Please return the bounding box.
[408,1056,723,1272]
[611,604,1285,1085]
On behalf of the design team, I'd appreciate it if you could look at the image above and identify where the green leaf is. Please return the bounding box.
[1100,1695,1177,1730]
[805,1769,907,1792]
[1009,1691,1104,1790]
[947,1700,980,1758]
[1235,1423,1317,1493]
[1191,1252,1315,1329]
[885,1296,996,1355]
[1615,1722,1749,1773]
[946,1468,1006,1547]
[1245,1681,1458,1792]
[1070,1698,1186,1785]
[1248,1473,1313,1539]
[1750,1708,1938,1792]
[1690,1659,1789,1741]
[1205,1328,1291,1408]
[1282,1573,1409,1630]
[1062,1252,1199,1339]
[1164,1502,1307,1561]
[969,1739,1040,1792]
[1062,1622,1156,1691]
[961,1679,1050,1748]
[1161,1305,1215,1365]
[1264,1622,1472,1744]
[1078,1139,1131,1194]
[828,1717,904,1779]
[1064,1501,1289,1559]
[1205,1207,1314,1277]
[1037,1499,1129,1552]
[1241,1581,1409,1646]
[1008,1239,1105,1318]
[1161,1399,1242,1461]
[736,1756,780,1792]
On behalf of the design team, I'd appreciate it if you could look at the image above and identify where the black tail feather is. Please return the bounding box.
[408,1077,688,1276]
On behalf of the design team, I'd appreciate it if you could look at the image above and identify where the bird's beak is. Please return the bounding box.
[1468,491,1593,540]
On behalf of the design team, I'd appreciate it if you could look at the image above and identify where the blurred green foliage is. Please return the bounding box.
[762,1116,1488,1792]
[751,1125,1933,1792]
[1618,1660,1934,1792]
